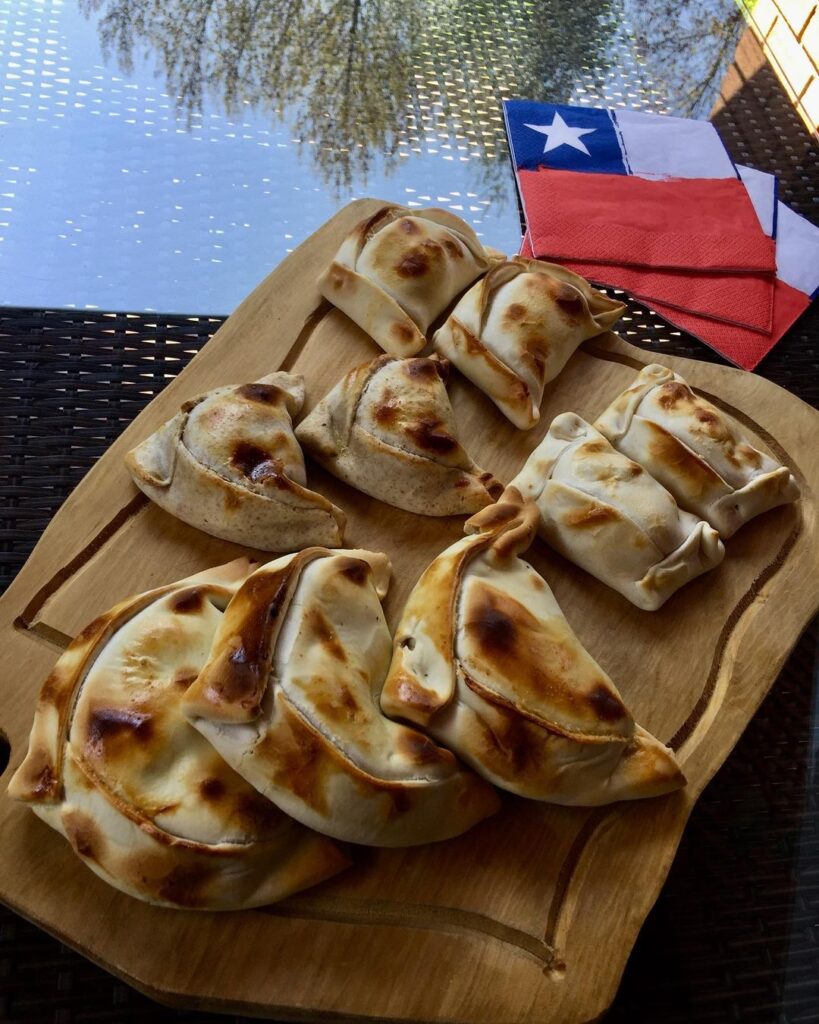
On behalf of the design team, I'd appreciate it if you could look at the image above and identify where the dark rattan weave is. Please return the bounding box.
[1,26,817,1024]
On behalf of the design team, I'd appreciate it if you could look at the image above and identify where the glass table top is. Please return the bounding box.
[0,0,745,313]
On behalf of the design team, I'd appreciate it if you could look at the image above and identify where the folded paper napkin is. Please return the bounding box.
[517,167,776,275]
[505,100,819,369]
[518,168,778,335]
[519,197,819,371]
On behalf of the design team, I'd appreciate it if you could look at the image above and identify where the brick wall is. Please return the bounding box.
[740,0,819,136]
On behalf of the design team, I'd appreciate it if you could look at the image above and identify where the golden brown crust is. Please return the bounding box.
[434,259,625,429]
[183,549,326,724]
[9,560,348,909]
[465,486,540,561]
[318,205,496,355]
[382,500,685,804]
[595,364,800,537]
[296,354,503,517]
[126,373,345,551]
[183,549,499,846]
[509,414,725,610]
[458,579,630,741]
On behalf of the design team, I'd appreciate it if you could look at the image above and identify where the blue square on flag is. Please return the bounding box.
[504,100,628,175]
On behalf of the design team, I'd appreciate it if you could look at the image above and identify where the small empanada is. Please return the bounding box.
[434,259,625,428]
[296,354,503,516]
[318,205,495,355]
[510,413,725,610]
[183,548,499,846]
[126,372,345,550]
[595,364,799,537]
[8,560,347,909]
[381,491,685,805]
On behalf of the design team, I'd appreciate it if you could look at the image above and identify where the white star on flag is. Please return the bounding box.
[524,112,596,156]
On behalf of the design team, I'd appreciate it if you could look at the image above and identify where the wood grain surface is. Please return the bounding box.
[1,200,817,1024]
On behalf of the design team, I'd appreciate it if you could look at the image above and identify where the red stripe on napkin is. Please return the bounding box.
[520,231,774,334]
[518,234,808,370]
[519,168,777,273]
[560,260,773,334]
[645,280,810,370]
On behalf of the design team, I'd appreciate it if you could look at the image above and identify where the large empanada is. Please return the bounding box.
[318,205,494,356]
[126,372,345,550]
[510,413,725,610]
[296,354,503,516]
[381,492,685,805]
[595,363,799,537]
[7,560,347,910]
[183,548,499,846]
[433,259,625,429]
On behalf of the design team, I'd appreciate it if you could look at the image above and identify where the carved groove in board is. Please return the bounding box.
[670,519,802,751]
[16,493,149,630]
[8,323,809,973]
[263,896,562,970]
[279,299,332,372]
[13,619,71,651]
[543,807,609,949]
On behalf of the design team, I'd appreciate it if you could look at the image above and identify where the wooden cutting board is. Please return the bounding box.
[1,200,817,1024]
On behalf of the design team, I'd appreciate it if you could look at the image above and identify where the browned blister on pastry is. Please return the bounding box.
[434,259,625,429]
[318,205,496,355]
[296,353,503,516]
[381,490,685,805]
[183,548,499,846]
[8,560,348,909]
[595,364,799,537]
[126,372,345,551]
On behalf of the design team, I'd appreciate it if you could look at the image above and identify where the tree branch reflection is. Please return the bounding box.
[80,0,745,199]
[81,0,426,190]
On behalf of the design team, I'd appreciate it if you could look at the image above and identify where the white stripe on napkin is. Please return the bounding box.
[737,165,777,238]
[614,109,738,180]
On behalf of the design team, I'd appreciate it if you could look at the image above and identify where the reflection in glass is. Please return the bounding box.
[0,0,750,311]
[85,0,740,195]
[82,0,430,191]
[626,0,745,118]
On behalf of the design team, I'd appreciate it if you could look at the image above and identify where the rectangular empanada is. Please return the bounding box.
[510,413,725,610]
[595,364,799,537]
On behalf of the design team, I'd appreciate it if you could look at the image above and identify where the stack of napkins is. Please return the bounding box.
[504,101,819,370]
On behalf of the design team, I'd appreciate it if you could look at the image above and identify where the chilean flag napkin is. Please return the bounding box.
[517,167,776,333]
[505,102,740,179]
[546,163,778,334]
[519,187,819,370]
[505,100,819,369]
[628,200,819,369]
[504,101,776,326]
[532,164,780,336]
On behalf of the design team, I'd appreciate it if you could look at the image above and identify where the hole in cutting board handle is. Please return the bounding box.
[0,730,9,778]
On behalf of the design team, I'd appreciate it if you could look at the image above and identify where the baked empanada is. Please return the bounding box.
[381,492,685,805]
[183,548,499,846]
[595,363,799,537]
[433,259,625,429]
[7,560,347,910]
[296,354,503,516]
[126,372,345,551]
[318,205,494,356]
[510,413,724,610]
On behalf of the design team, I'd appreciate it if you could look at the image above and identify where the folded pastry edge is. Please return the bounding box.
[434,314,538,429]
[317,259,427,356]
[127,432,346,550]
